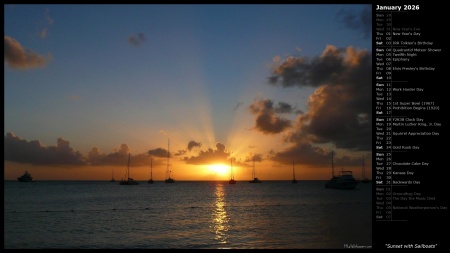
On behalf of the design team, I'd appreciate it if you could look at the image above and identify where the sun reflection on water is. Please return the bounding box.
[212,183,230,246]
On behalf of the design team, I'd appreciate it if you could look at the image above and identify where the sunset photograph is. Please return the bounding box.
[5,4,372,249]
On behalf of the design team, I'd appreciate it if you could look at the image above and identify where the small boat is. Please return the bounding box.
[325,151,358,190]
[361,155,370,183]
[148,158,154,184]
[292,161,297,184]
[119,153,139,185]
[249,159,262,183]
[165,139,175,183]
[17,171,34,182]
[229,158,236,184]
[110,169,115,182]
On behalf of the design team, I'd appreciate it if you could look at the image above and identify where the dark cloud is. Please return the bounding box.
[244,153,264,163]
[336,5,372,39]
[274,102,293,114]
[249,98,292,134]
[4,36,52,70]
[266,45,371,165]
[148,148,169,158]
[4,132,85,165]
[187,140,202,151]
[4,132,152,167]
[128,33,146,47]
[184,142,230,165]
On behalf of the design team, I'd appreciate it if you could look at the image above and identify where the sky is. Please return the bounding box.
[4,4,372,181]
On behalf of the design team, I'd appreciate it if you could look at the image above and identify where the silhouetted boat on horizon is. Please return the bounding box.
[325,151,358,190]
[17,171,34,182]
[110,169,115,182]
[165,139,175,183]
[148,158,154,184]
[119,153,139,185]
[361,155,370,183]
[292,161,297,184]
[249,159,262,183]
[229,158,236,184]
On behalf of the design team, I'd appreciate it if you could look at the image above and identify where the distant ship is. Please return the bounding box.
[325,151,358,190]
[17,171,34,182]
[119,153,139,185]
[249,159,262,183]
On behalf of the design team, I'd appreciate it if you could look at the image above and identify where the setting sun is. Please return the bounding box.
[209,164,230,176]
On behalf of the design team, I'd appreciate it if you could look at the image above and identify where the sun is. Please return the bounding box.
[209,164,229,176]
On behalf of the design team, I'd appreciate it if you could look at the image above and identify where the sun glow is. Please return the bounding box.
[209,164,230,176]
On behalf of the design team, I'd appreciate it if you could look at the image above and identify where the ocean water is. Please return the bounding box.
[4,180,372,249]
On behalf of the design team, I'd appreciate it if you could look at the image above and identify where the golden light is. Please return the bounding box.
[209,164,229,176]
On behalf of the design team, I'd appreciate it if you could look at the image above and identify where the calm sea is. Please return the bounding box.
[4,180,372,249]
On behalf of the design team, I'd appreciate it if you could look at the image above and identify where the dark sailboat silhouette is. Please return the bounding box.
[119,153,139,185]
[249,158,262,183]
[110,169,115,182]
[229,158,236,184]
[325,151,358,189]
[165,139,175,183]
[148,158,154,184]
[292,161,297,184]
[361,155,370,183]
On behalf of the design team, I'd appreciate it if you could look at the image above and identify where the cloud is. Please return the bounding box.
[187,140,202,151]
[244,153,264,163]
[184,142,230,165]
[266,45,371,165]
[40,8,54,39]
[128,32,146,47]
[4,36,52,70]
[4,132,85,165]
[148,147,169,158]
[336,5,372,39]
[248,98,292,134]
[4,132,153,167]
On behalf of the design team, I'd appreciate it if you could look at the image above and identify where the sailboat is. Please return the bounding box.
[148,158,154,184]
[249,159,262,183]
[119,153,139,185]
[110,169,115,182]
[229,158,236,184]
[325,151,358,189]
[165,139,175,183]
[361,155,370,183]
[292,161,297,184]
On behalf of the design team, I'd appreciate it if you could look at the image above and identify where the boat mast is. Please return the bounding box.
[127,153,131,180]
[331,151,335,178]
[362,155,365,180]
[230,158,234,180]
[166,139,170,180]
[293,161,296,180]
